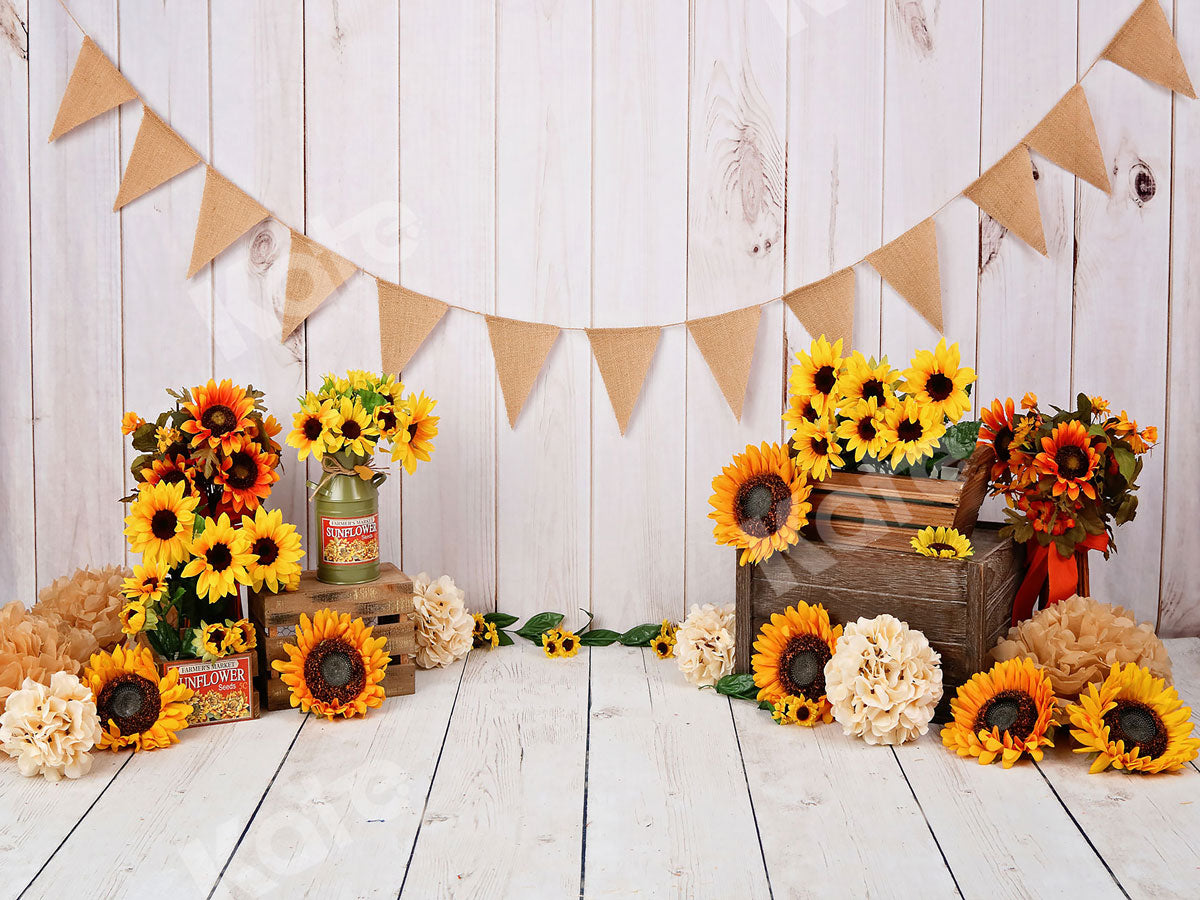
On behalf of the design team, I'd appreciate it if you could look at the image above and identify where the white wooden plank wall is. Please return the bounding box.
[1,0,1196,634]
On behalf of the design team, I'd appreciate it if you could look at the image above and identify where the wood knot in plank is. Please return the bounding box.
[248,222,280,274]
[1129,161,1156,207]
[1,0,28,61]
[894,1,934,56]
[979,214,1006,275]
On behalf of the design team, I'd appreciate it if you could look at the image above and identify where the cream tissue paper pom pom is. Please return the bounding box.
[824,614,943,745]
[675,603,736,687]
[1,671,101,781]
[412,573,473,669]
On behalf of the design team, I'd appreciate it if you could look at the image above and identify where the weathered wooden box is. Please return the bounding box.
[734,526,1022,711]
[248,562,416,711]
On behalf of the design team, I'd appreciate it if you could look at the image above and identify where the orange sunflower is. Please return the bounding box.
[271,609,390,719]
[1034,420,1100,501]
[84,645,193,751]
[941,658,1056,768]
[215,437,280,512]
[180,379,255,454]
[752,603,842,709]
[709,442,812,566]
[978,398,1020,483]
[139,454,200,498]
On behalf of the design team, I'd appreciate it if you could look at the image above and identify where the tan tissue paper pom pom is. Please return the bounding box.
[0,601,89,714]
[33,565,130,653]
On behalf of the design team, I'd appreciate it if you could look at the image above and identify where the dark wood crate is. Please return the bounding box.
[734,525,1023,714]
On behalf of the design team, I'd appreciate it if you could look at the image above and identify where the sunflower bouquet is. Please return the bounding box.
[120,380,304,661]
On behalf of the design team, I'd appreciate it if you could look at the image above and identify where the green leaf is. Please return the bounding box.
[1076,393,1092,421]
[483,612,519,629]
[579,629,621,646]
[758,700,774,711]
[131,422,159,453]
[941,419,982,461]
[618,623,661,647]
[496,630,514,647]
[1113,447,1137,484]
[514,612,564,640]
[715,673,759,702]
[154,619,182,660]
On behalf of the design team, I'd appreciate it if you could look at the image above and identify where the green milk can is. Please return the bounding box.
[309,453,387,585]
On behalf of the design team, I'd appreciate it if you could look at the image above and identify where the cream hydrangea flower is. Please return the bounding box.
[675,603,736,687]
[0,671,102,781]
[824,614,943,745]
[412,573,473,669]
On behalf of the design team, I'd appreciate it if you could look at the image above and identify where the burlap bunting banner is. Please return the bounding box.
[1102,0,1196,99]
[485,316,561,428]
[867,219,943,333]
[965,146,1047,256]
[48,36,137,142]
[1025,85,1111,193]
[187,167,270,278]
[377,279,450,374]
[782,268,855,346]
[688,306,762,421]
[586,327,662,434]
[114,108,201,210]
[281,231,359,340]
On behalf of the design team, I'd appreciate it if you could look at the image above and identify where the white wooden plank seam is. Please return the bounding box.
[727,695,778,899]
[887,747,965,898]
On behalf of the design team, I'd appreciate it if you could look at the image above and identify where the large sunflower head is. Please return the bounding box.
[215,437,280,513]
[286,393,338,462]
[180,379,255,454]
[330,397,379,459]
[880,397,947,468]
[838,353,899,407]
[240,506,305,593]
[84,645,193,751]
[271,609,390,719]
[911,526,974,559]
[752,602,843,706]
[1067,662,1200,774]
[941,658,1056,767]
[1034,420,1100,501]
[788,335,845,416]
[835,397,889,463]
[180,513,254,601]
[123,480,200,567]
[709,442,813,566]
[902,339,975,423]
[792,415,845,482]
[389,391,439,475]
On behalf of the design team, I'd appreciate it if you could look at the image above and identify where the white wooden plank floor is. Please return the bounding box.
[5,639,1200,900]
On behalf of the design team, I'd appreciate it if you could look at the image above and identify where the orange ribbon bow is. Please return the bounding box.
[1011,533,1109,626]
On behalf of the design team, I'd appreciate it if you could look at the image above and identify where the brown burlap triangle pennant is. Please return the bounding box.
[485,316,561,427]
[866,219,943,333]
[114,108,201,210]
[377,279,450,374]
[688,306,762,421]
[187,167,270,278]
[1025,84,1111,194]
[782,268,855,346]
[48,36,138,141]
[585,326,662,434]
[965,146,1047,256]
[1101,0,1196,99]
[281,231,359,339]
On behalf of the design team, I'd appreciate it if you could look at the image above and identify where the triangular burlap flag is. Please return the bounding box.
[688,306,762,421]
[1025,85,1111,193]
[485,316,561,427]
[48,37,138,141]
[1101,0,1196,99]
[964,146,1047,256]
[782,268,855,346]
[187,167,270,278]
[377,279,450,373]
[866,219,943,333]
[281,231,359,339]
[114,108,201,210]
[585,327,662,434]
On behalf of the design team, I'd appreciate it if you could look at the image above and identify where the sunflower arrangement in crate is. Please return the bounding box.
[976,392,1157,624]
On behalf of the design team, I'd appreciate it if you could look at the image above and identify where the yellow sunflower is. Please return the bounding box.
[481,622,500,649]
[902,339,975,424]
[330,397,379,458]
[557,631,581,658]
[1067,662,1200,774]
[227,619,257,653]
[390,391,439,475]
[272,609,390,719]
[752,603,843,707]
[911,526,974,559]
[156,426,182,454]
[239,506,305,594]
[651,631,676,659]
[838,353,899,407]
[84,645,193,751]
[941,658,1056,767]
[781,392,822,434]
[879,397,946,468]
[788,335,845,416]
[792,415,844,482]
[121,411,145,435]
[197,621,235,660]
[215,437,280,513]
[771,694,831,727]
[119,600,150,636]
[374,404,401,439]
[124,481,199,567]
[835,398,889,462]
[180,513,254,601]
[180,378,256,454]
[709,442,813,566]
[542,629,562,658]
[286,393,338,461]
[121,560,170,604]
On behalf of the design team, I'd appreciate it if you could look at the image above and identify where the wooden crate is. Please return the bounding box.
[248,563,416,710]
[805,444,994,552]
[734,525,1023,717]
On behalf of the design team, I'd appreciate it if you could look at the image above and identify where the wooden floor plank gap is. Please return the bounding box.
[727,696,776,900]
[577,647,594,900]
[396,657,471,900]
[207,715,311,900]
[1031,760,1132,900]
[888,746,965,899]
[17,752,136,899]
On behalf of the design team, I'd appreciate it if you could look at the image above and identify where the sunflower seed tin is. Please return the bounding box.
[161,652,258,727]
[312,467,383,584]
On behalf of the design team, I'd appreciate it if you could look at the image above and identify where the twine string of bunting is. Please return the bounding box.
[48,0,1193,431]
